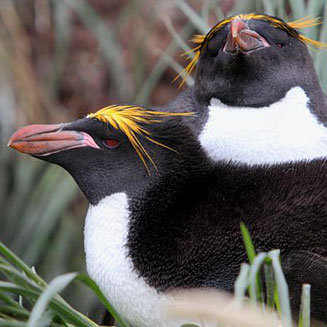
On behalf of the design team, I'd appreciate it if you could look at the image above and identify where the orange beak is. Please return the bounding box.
[224,18,270,53]
[8,124,99,156]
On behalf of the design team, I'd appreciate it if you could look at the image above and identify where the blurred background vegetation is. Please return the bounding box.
[1,0,326,322]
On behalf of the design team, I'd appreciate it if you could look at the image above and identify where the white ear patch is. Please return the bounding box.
[199,87,327,165]
[84,193,172,327]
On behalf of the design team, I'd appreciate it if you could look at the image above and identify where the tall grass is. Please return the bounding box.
[0,242,130,327]
[1,0,326,322]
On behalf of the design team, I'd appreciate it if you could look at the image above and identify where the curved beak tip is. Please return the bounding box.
[7,133,21,149]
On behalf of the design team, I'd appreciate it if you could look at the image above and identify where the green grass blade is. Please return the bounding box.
[299,284,311,327]
[248,253,266,305]
[27,273,78,327]
[274,283,281,315]
[0,243,46,288]
[264,259,275,309]
[0,292,23,308]
[0,305,29,319]
[0,320,68,327]
[0,243,129,327]
[74,274,131,327]
[0,281,95,327]
[0,320,28,327]
[234,263,250,304]
[0,264,42,292]
[0,281,41,300]
[240,223,263,303]
[269,250,292,327]
[240,223,256,264]
[28,272,131,327]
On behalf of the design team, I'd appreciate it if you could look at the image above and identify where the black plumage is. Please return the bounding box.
[9,114,327,323]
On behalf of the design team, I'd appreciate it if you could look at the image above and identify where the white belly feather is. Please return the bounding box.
[84,193,175,327]
[199,87,327,165]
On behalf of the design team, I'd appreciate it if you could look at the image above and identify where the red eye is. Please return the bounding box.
[103,138,120,148]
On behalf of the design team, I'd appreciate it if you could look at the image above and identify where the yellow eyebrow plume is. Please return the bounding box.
[87,105,194,174]
[177,14,327,87]
[288,16,322,29]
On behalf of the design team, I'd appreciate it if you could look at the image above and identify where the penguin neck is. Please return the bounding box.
[194,80,326,110]
[193,53,327,111]
[198,86,327,165]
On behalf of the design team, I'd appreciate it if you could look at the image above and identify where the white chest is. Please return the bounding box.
[199,87,327,165]
[84,193,172,327]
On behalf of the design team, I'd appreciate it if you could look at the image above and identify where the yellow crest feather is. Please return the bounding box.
[288,16,322,29]
[177,14,327,87]
[87,105,194,173]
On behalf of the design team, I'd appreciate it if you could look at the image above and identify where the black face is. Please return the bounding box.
[9,117,207,205]
[194,19,322,107]
[47,118,152,204]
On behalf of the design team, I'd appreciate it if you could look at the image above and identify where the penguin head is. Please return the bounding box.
[8,106,203,204]
[186,14,326,107]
